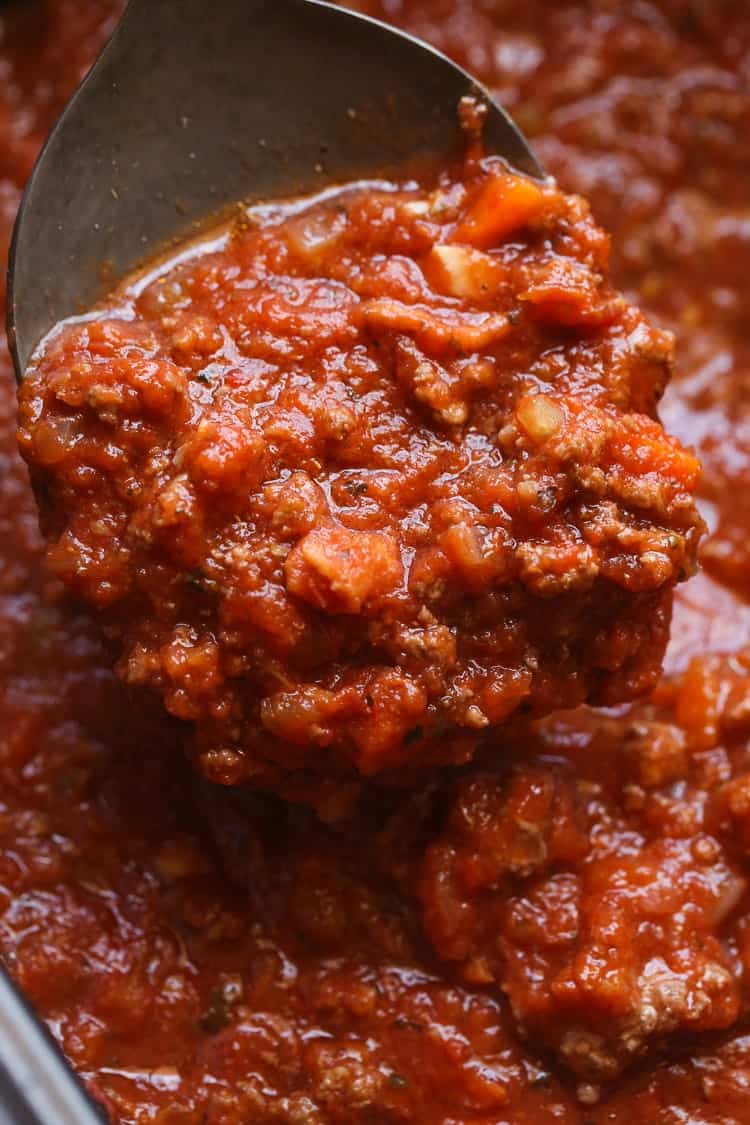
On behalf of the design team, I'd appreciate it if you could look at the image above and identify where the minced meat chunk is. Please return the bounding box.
[197,646,750,1103]
[402,653,750,1089]
[416,771,740,1084]
[18,152,702,813]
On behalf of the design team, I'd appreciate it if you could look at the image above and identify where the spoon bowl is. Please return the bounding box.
[7,0,541,379]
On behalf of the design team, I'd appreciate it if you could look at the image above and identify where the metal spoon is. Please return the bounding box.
[0,965,107,1123]
[3,3,540,1119]
[7,0,541,379]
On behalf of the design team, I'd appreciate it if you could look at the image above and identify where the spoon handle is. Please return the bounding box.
[0,964,106,1123]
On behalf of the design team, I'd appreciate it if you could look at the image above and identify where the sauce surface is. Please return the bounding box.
[2,1,750,1123]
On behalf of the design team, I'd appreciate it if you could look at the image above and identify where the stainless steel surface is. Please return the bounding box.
[8,0,541,378]
[0,965,107,1124]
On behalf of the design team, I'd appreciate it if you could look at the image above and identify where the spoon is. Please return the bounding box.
[8,0,541,380]
[0,964,107,1123]
[3,3,540,1119]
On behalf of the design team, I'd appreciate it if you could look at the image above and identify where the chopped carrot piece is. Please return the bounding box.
[608,422,701,488]
[452,170,548,248]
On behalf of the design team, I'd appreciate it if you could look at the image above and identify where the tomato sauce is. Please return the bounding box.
[19,144,701,816]
[2,1,750,1123]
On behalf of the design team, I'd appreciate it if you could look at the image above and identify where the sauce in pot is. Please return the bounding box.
[1,1,750,1121]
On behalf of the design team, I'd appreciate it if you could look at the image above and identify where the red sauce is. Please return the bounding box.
[2,2,750,1122]
[18,146,700,816]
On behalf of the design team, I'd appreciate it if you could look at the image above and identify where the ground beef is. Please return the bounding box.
[414,762,742,1084]
[381,652,750,1091]
[17,152,702,814]
[3,3,750,1123]
[196,645,750,1105]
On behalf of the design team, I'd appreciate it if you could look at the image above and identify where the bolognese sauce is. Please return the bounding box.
[1,1,750,1123]
[18,146,700,813]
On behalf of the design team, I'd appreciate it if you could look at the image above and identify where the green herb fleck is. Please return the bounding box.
[185,569,207,591]
[198,989,232,1034]
[198,979,242,1034]
[388,1073,409,1090]
[195,362,225,385]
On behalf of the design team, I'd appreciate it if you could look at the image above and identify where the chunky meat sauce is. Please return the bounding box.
[2,1,750,1122]
[19,145,701,815]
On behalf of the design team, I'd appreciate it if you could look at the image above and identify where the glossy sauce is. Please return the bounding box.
[19,149,700,817]
[2,1,750,1122]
